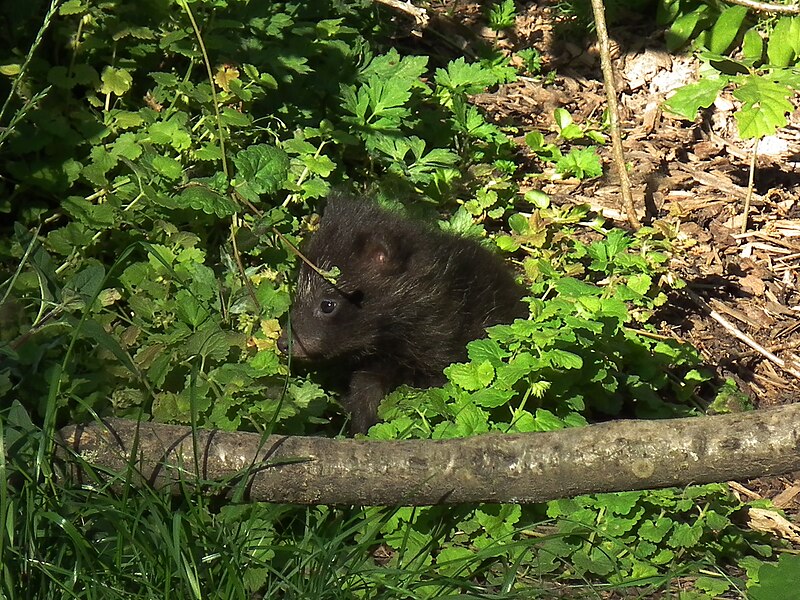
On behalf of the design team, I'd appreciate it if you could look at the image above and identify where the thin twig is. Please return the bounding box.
[725,0,800,14]
[686,287,800,380]
[741,138,759,234]
[588,0,640,229]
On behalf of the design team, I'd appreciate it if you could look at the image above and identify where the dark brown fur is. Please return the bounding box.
[279,194,526,433]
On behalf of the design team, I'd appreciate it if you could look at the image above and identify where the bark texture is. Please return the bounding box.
[57,405,800,505]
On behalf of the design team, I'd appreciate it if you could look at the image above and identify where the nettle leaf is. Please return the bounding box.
[733,76,794,138]
[62,196,117,228]
[534,409,567,431]
[494,352,536,388]
[639,517,673,543]
[554,277,603,298]
[233,144,290,201]
[626,273,653,295]
[299,154,335,177]
[545,349,583,369]
[175,289,210,328]
[453,403,491,436]
[185,324,230,362]
[99,66,133,96]
[62,263,105,309]
[470,388,513,408]
[178,185,238,217]
[151,155,183,180]
[664,77,728,120]
[668,523,703,548]
[82,146,118,187]
[148,117,192,151]
[445,360,495,390]
[110,133,142,160]
[466,338,509,367]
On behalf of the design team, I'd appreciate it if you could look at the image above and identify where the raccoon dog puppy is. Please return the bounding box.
[279,194,526,433]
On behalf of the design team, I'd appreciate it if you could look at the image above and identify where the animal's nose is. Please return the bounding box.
[277,333,289,354]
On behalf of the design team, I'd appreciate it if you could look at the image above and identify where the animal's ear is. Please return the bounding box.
[356,232,408,274]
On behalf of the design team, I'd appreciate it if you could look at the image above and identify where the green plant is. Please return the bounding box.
[660,4,800,142]
[487,0,518,31]
[524,109,607,180]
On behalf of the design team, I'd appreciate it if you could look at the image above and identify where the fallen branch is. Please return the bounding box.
[58,405,800,505]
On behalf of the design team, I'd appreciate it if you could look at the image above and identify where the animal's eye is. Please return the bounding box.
[320,299,336,314]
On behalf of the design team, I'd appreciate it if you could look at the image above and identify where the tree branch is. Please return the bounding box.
[58,405,800,505]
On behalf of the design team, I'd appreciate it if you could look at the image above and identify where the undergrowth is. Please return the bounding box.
[0,0,793,598]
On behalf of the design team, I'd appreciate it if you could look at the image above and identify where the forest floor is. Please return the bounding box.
[394,0,800,528]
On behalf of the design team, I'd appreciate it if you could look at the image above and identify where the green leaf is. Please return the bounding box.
[466,338,509,366]
[663,77,728,120]
[64,262,104,301]
[767,17,800,67]
[668,523,703,548]
[534,409,566,431]
[546,349,583,369]
[639,517,673,543]
[151,155,183,180]
[99,66,133,96]
[148,118,192,151]
[666,5,709,51]
[708,6,748,54]
[554,277,602,298]
[445,360,495,390]
[749,554,800,600]
[233,144,290,201]
[556,147,602,179]
[178,185,238,217]
[470,387,513,408]
[175,289,210,328]
[733,76,794,138]
[741,29,764,62]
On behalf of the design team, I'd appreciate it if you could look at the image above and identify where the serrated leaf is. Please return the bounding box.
[470,388,513,408]
[554,277,602,298]
[664,77,728,120]
[63,263,105,308]
[733,76,793,138]
[148,119,192,151]
[627,273,652,295]
[466,338,508,366]
[639,517,673,542]
[59,0,84,14]
[178,185,238,217]
[99,66,132,96]
[546,349,583,369]
[151,155,183,180]
[556,147,602,179]
[668,522,703,547]
[233,144,289,201]
[534,409,566,431]
[445,360,495,390]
